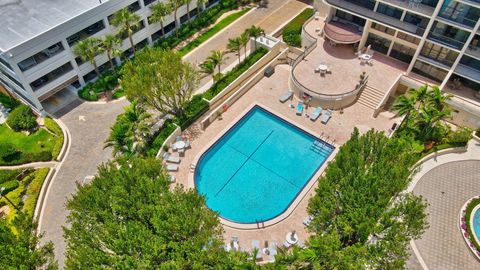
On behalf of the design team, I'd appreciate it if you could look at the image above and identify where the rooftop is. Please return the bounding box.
[0,0,100,51]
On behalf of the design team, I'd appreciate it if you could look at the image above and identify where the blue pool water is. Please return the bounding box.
[195,106,334,223]
[473,207,480,241]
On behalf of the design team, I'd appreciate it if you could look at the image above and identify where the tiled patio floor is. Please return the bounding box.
[293,18,409,95]
[168,63,400,260]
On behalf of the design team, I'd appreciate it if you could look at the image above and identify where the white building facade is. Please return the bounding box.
[0,0,219,115]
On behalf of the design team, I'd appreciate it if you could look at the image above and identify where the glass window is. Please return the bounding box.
[1,70,24,89]
[0,57,12,70]
[420,41,459,67]
[396,32,421,45]
[438,2,480,28]
[412,60,448,82]
[365,33,392,54]
[459,55,480,71]
[428,21,469,50]
[344,0,376,10]
[371,22,395,36]
[335,10,366,26]
[390,43,416,63]
[376,3,403,19]
[18,42,65,71]
[143,0,155,6]
[403,12,429,36]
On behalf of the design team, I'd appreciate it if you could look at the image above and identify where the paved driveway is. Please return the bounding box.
[411,160,480,270]
[38,99,129,267]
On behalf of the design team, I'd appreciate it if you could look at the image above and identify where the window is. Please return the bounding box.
[143,0,155,6]
[344,0,376,10]
[459,55,480,71]
[1,70,24,89]
[30,62,74,91]
[0,57,12,70]
[390,43,416,63]
[366,33,392,54]
[371,22,395,36]
[18,42,65,71]
[420,41,459,67]
[428,21,469,50]
[403,12,429,36]
[335,10,366,26]
[67,21,105,46]
[396,32,420,45]
[376,3,403,19]
[412,61,447,82]
[438,2,480,28]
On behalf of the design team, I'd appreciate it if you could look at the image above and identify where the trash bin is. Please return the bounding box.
[264,66,275,77]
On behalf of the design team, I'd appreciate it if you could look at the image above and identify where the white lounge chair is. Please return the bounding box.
[321,109,333,124]
[268,242,277,262]
[169,174,176,183]
[232,236,239,251]
[279,90,293,103]
[163,152,180,163]
[170,143,177,151]
[166,164,179,171]
[252,240,262,260]
[297,240,305,248]
[310,107,322,121]
[296,101,303,115]
[283,240,292,248]
[303,215,314,226]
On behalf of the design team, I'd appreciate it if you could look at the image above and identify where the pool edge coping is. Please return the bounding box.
[188,102,338,230]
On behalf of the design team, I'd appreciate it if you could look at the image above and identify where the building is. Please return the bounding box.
[320,0,480,127]
[0,0,218,115]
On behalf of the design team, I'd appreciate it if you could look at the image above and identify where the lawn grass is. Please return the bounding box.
[177,8,251,57]
[0,125,58,165]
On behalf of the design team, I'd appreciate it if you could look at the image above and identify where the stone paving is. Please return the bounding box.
[410,154,480,269]
[38,99,129,267]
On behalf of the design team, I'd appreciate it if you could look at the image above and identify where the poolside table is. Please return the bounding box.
[285,232,299,245]
[359,54,372,62]
[173,141,186,150]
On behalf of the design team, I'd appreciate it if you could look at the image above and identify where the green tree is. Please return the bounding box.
[63,157,236,269]
[247,25,264,49]
[185,0,192,22]
[208,50,228,74]
[111,8,140,56]
[410,84,429,108]
[6,104,38,132]
[150,1,172,37]
[121,48,199,117]
[168,0,184,30]
[239,31,250,60]
[199,60,216,81]
[227,37,242,64]
[392,94,417,124]
[101,35,121,73]
[73,37,104,77]
[0,213,57,269]
[273,129,428,270]
[427,85,452,111]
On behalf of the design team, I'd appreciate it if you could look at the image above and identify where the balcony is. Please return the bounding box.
[437,4,480,29]
[379,0,436,16]
[465,38,480,59]
[325,0,425,36]
[455,64,480,83]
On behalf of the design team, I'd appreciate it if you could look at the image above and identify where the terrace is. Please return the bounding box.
[166,63,399,260]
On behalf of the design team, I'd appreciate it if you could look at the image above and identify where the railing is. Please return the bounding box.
[323,22,362,43]
[290,13,368,102]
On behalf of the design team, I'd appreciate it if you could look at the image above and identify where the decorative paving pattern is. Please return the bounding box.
[412,160,480,270]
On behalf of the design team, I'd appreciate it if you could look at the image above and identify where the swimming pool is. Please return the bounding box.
[195,106,334,224]
[473,207,480,243]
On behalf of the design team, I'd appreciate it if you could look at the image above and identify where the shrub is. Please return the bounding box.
[147,121,178,156]
[44,117,64,159]
[0,143,18,160]
[204,47,268,100]
[175,94,210,130]
[1,180,19,195]
[77,69,122,101]
[445,127,472,145]
[282,8,315,47]
[23,168,49,217]
[6,105,38,131]
[0,92,20,110]
[0,169,21,185]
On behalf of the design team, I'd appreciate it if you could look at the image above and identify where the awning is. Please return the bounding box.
[324,21,362,44]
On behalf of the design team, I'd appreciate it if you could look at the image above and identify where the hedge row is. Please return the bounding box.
[175,95,210,130]
[0,92,20,110]
[203,47,268,100]
[23,168,50,217]
[282,8,315,47]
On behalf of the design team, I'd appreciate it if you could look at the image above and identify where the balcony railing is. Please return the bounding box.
[437,6,479,28]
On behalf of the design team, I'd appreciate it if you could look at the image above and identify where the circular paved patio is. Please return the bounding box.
[412,160,480,270]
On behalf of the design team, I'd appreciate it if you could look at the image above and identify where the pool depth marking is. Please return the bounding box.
[214,130,275,197]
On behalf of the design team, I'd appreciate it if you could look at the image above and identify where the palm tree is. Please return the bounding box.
[73,37,104,77]
[111,8,140,56]
[239,32,250,60]
[227,37,242,64]
[409,84,429,108]
[392,94,416,124]
[197,0,207,13]
[247,26,264,50]
[199,60,215,81]
[414,106,451,142]
[208,50,227,74]
[102,35,121,72]
[150,1,172,37]
[427,85,452,111]
[185,0,192,22]
[168,0,184,30]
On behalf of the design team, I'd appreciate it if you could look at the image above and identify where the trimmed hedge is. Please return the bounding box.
[147,121,178,157]
[175,94,210,130]
[0,92,20,110]
[1,180,19,195]
[465,198,480,252]
[0,169,21,185]
[282,8,315,47]
[6,105,38,132]
[44,117,64,159]
[23,168,50,217]
[203,47,268,100]
[78,69,122,101]
[154,0,240,50]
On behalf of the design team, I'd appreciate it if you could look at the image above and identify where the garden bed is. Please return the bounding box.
[177,8,251,57]
[461,197,480,258]
[282,8,315,47]
[203,47,268,100]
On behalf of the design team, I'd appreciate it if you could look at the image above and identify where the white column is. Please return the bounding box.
[358,20,371,50]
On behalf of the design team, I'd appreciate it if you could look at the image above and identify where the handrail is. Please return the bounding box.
[290,13,368,100]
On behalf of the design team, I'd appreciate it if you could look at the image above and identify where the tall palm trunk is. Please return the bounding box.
[160,21,165,36]
[107,52,115,73]
[93,61,100,77]
[187,2,191,21]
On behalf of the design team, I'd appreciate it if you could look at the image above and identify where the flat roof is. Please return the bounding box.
[0,0,100,51]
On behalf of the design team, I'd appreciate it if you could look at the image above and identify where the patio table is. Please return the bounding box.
[318,64,328,72]
[360,54,371,62]
[173,141,186,150]
[285,232,299,245]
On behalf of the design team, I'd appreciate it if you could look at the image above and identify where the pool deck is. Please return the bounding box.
[169,64,400,260]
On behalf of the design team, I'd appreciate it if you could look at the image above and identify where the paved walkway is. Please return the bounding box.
[38,99,129,268]
[0,161,58,170]
[407,140,480,270]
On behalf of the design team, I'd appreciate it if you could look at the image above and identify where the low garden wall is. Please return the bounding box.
[373,74,403,117]
[155,125,182,159]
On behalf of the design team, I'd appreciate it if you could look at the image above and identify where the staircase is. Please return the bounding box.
[357,85,386,110]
